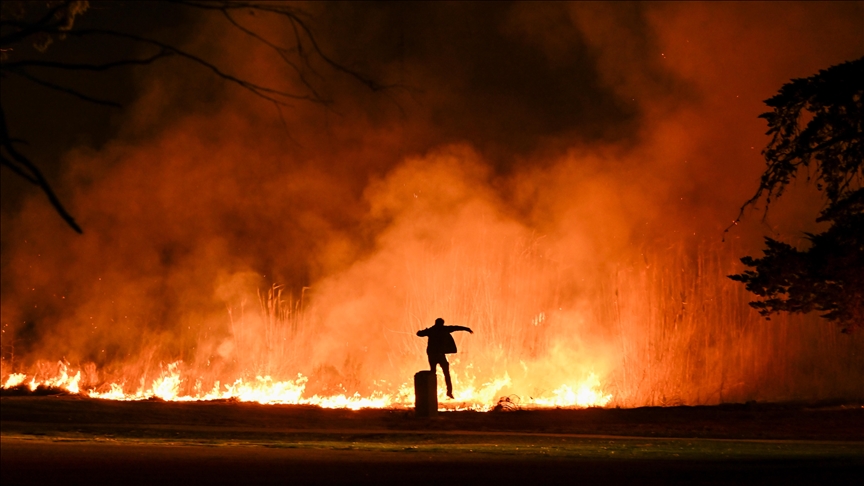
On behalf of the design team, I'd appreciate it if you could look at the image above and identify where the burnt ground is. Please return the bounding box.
[1,395,863,485]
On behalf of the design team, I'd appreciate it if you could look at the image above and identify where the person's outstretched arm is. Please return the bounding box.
[449,325,473,334]
[417,328,430,337]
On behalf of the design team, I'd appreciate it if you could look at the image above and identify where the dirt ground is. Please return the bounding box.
[2,396,862,485]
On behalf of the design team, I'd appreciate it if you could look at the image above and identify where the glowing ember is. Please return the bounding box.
[2,360,612,411]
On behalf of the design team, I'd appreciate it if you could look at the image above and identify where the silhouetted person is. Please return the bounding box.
[417,317,473,399]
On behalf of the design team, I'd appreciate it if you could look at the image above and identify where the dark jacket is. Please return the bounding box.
[417,325,471,354]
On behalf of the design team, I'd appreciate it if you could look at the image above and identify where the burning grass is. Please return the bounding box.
[2,240,863,410]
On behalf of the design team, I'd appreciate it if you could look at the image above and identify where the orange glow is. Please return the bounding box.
[6,360,611,410]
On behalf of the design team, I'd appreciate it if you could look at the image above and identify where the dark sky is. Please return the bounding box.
[2,2,659,203]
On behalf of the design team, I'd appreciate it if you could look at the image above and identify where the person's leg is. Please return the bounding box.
[427,353,436,372]
[440,357,453,398]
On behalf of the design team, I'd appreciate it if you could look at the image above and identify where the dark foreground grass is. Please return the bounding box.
[2,396,863,485]
[3,395,863,439]
[6,432,862,461]
[2,397,863,458]
[3,410,862,462]
[3,434,862,486]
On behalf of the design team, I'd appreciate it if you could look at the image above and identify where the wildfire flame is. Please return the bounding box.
[2,360,611,410]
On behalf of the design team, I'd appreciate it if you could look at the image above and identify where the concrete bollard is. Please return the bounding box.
[414,370,437,417]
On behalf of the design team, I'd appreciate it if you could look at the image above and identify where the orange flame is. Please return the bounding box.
[3,360,611,410]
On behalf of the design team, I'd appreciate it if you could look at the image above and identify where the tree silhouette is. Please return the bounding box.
[1,0,386,233]
[729,58,863,333]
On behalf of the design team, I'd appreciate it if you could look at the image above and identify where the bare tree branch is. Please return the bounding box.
[1,1,391,234]
[1,154,38,184]
[0,0,74,48]
[4,49,174,71]
[7,69,122,107]
[0,104,82,233]
[173,1,395,92]
[66,28,321,105]
[289,14,391,92]
[220,9,330,104]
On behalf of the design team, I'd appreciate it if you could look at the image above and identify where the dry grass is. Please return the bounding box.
[4,236,861,407]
